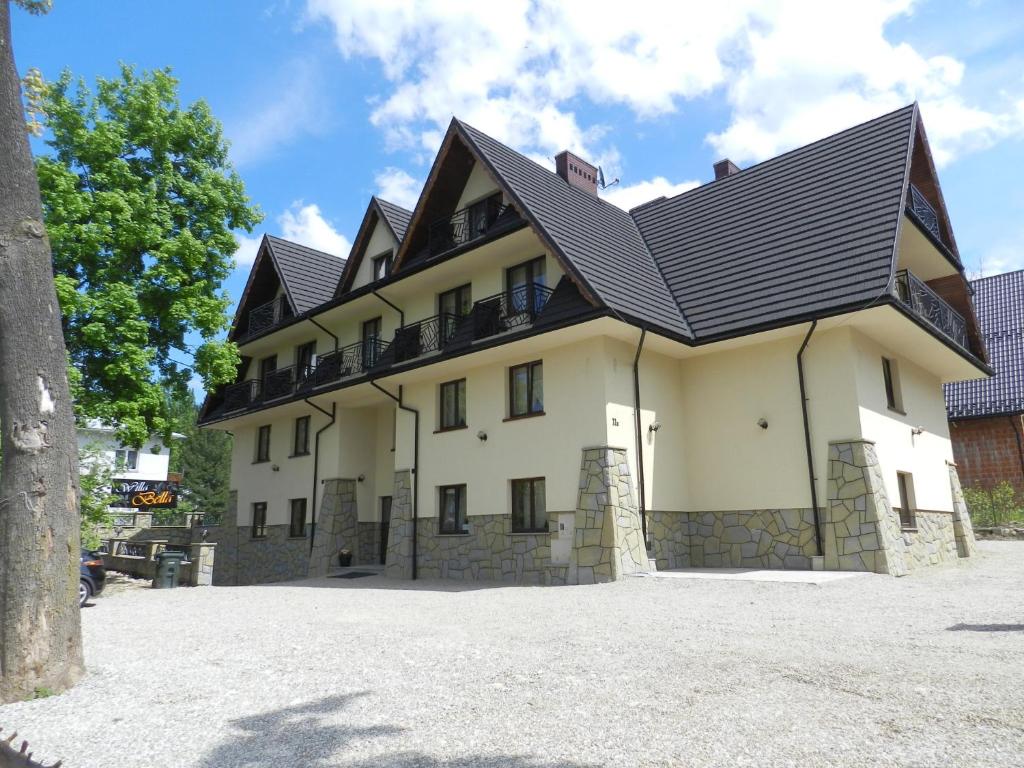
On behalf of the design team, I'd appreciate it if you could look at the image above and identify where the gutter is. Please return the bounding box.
[370,382,419,580]
[796,320,824,557]
[632,327,648,545]
[373,290,404,326]
[309,317,338,353]
[305,399,337,555]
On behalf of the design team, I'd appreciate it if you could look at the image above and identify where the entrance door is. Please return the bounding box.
[379,496,392,565]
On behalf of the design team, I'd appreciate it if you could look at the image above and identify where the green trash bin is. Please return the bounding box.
[153,550,185,589]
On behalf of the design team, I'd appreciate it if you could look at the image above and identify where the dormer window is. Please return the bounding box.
[372,252,393,281]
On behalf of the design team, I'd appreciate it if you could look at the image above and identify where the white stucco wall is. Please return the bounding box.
[851,329,955,512]
[455,162,500,211]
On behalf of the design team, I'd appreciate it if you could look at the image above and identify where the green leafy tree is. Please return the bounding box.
[32,64,261,446]
[167,386,231,525]
[963,482,1024,528]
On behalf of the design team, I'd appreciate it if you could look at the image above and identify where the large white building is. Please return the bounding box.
[200,104,986,586]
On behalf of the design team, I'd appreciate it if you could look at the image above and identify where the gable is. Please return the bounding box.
[266,236,346,313]
[455,161,500,210]
[228,237,291,342]
[350,217,399,289]
[336,198,414,296]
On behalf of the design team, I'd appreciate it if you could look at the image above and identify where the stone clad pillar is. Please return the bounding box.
[308,479,358,577]
[188,542,217,586]
[948,461,977,558]
[569,446,651,584]
[825,439,907,576]
[384,470,414,579]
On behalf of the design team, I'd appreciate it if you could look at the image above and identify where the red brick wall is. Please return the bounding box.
[950,415,1024,493]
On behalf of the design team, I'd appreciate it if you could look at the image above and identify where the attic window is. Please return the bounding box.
[372,252,393,281]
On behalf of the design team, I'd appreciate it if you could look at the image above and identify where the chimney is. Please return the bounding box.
[713,159,741,180]
[555,150,598,195]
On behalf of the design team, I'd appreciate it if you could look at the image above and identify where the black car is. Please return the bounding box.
[80,549,106,607]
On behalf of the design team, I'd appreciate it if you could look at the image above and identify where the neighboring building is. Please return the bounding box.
[945,270,1024,493]
[77,421,182,523]
[200,104,989,586]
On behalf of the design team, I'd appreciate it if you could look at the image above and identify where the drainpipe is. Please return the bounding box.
[796,320,823,556]
[632,327,648,545]
[305,399,336,555]
[308,317,338,353]
[370,381,419,580]
[372,290,404,327]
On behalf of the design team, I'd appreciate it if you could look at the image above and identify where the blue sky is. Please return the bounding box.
[11,0,1024,388]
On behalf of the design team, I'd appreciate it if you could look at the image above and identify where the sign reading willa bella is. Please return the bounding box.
[111,480,179,509]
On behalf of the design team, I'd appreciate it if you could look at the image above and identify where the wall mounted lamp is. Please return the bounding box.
[271,464,280,472]
[648,422,662,433]
[911,426,925,436]
[357,474,366,482]
[477,430,488,442]
[757,418,769,430]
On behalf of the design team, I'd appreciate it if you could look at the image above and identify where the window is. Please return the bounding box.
[467,192,502,238]
[372,251,393,281]
[114,449,139,472]
[895,472,916,529]
[296,341,316,380]
[439,379,467,430]
[259,354,277,382]
[438,484,468,535]
[255,425,271,463]
[882,357,903,412]
[252,502,267,539]
[509,360,543,418]
[506,256,546,313]
[293,416,310,456]
[511,478,546,533]
[289,498,307,538]
[438,283,472,345]
[362,317,382,368]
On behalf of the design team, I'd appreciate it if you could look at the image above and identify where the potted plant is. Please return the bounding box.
[338,548,352,567]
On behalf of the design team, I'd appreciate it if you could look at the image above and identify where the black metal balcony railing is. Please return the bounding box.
[245,296,292,338]
[907,185,941,242]
[893,269,968,349]
[473,283,554,340]
[263,366,295,401]
[223,378,262,412]
[428,197,509,256]
[391,313,460,364]
[215,283,551,416]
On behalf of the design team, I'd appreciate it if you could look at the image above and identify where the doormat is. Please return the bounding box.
[330,571,377,579]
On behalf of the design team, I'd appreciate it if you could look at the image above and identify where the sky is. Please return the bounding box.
[10,0,1024,389]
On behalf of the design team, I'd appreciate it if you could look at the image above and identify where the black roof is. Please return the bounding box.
[457,121,693,338]
[265,235,346,313]
[631,105,915,340]
[945,269,1024,418]
[375,197,413,242]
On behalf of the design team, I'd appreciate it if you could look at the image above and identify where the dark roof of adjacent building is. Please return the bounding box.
[265,235,347,313]
[630,105,915,340]
[375,197,413,242]
[457,121,694,339]
[945,269,1024,418]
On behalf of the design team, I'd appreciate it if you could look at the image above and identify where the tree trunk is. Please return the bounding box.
[0,0,83,702]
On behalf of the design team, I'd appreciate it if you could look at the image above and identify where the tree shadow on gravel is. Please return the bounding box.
[947,623,1024,632]
[199,692,596,768]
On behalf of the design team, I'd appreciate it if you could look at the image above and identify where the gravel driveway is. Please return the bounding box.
[2,542,1023,767]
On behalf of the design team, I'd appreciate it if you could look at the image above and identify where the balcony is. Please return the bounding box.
[907,185,941,243]
[893,269,967,349]
[428,195,512,256]
[214,283,552,416]
[243,296,292,339]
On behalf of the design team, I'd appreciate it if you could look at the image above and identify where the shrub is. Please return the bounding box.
[963,482,1024,527]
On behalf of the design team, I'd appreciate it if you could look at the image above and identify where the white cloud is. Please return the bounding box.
[375,167,421,210]
[601,177,701,212]
[225,58,330,167]
[279,202,351,257]
[305,0,1024,172]
[233,232,263,266]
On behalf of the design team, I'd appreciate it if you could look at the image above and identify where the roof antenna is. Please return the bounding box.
[597,166,619,190]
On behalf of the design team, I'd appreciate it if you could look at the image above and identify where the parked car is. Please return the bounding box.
[80,549,106,607]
